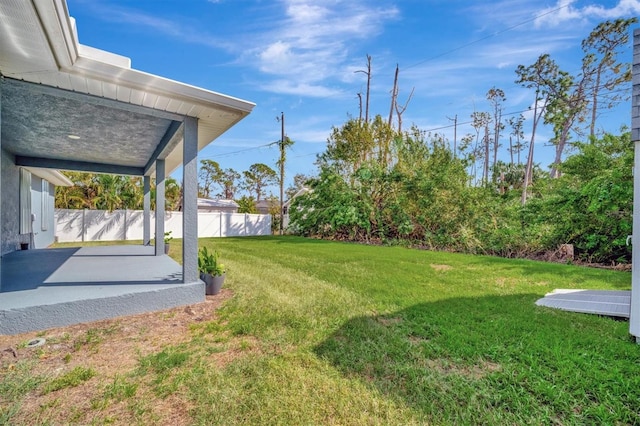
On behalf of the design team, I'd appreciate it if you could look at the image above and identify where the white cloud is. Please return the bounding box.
[259,80,345,98]
[534,0,640,28]
[80,0,399,98]
[287,128,331,144]
[583,0,640,18]
[80,2,232,50]
[250,0,399,87]
[534,0,584,28]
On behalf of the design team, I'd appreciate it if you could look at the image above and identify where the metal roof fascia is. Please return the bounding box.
[34,0,255,117]
[33,0,79,70]
[70,56,255,115]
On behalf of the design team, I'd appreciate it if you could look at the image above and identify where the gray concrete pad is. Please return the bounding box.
[536,289,631,318]
[0,246,205,334]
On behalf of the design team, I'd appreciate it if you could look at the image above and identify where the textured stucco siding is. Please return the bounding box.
[630,28,640,340]
[633,29,639,142]
[2,149,20,255]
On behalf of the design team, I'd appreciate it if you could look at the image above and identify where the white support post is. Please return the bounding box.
[155,160,165,256]
[143,175,151,246]
[182,117,199,283]
[630,29,640,342]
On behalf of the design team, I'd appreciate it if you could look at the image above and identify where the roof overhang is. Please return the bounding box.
[0,0,254,177]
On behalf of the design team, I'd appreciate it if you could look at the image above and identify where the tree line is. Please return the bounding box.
[289,18,637,264]
[55,173,182,212]
[55,161,287,215]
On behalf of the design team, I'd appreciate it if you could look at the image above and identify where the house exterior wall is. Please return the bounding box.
[1,149,20,255]
[30,175,56,249]
[630,28,640,340]
[633,29,640,143]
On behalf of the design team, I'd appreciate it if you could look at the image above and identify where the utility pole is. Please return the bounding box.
[279,112,285,236]
[275,112,293,236]
[447,115,457,158]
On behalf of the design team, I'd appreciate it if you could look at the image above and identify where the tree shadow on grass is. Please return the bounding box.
[314,294,640,425]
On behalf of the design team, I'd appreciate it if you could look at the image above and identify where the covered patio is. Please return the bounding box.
[0,245,202,335]
[0,1,254,334]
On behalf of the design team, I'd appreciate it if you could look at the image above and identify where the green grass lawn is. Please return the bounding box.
[190,236,638,425]
[10,236,640,424]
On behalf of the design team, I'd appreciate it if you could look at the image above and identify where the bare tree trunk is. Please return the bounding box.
[522,95,544,205]
[394,87,414,134]
[550,124,570,178]
[509,135,514,166]
[589,64,602,139]
[521,131,536,205]
[483,125,490,186]
[355,55,371,123]
[388,64,399,127]
[492,116,501,173]
[356,55,372,124]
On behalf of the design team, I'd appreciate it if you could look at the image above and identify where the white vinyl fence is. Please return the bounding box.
[55,209,272,243]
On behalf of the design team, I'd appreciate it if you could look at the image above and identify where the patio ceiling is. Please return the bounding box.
[0,0,255,176]
[2,78,175,173]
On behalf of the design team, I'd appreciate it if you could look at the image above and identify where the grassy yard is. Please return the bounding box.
[2,236,639,424]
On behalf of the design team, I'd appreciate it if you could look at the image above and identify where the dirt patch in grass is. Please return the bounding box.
[378,317,403,326]
[495,277,519,288]
[430,264,453,272]
[425,359,502,380]
[0,290,235,425]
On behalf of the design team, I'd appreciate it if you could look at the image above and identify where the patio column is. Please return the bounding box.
[0,77,3,267]
[182,116,199,283]
[630,29,640,342]
[155,159,165,256]
[143,175,151,246]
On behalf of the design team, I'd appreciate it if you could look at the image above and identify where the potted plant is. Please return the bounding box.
[198,246,226,295]
[164,231,173,255]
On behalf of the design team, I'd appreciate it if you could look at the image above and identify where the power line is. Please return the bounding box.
[404,3,572,71]
[202,84,632,162]
[275,2,575,114]
[199,142,277,160]
[198,82,632,165]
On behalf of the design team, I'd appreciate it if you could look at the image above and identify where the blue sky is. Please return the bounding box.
[66,0,639,196]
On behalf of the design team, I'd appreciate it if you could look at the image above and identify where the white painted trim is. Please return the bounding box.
[19,169,32,235]
[23,167,73,187]
[32,0,254,114]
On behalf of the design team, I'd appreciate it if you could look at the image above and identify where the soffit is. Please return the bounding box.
[2,78,172,170]
[0,0,255,176]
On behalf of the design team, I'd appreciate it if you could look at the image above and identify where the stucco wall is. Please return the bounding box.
[633,29,639,143]
[1,149,20,255]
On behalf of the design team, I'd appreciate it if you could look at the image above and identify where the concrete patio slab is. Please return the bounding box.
[0,246,204,334]
[536,289,631,318]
